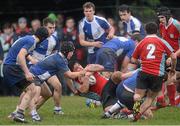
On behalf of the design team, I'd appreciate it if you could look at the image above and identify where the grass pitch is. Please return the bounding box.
[0,96,180,125]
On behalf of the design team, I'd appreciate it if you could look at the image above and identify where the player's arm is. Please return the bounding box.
[79,33,102,48]
[170,52,177,71]
[107,26,115,39]
[27,54,38,64]
[84,64,105,72]
[17,48,34,81]
[77,75,90,93]
[175,48,180,57]
[65,78,78,94]
[64,70,85,79]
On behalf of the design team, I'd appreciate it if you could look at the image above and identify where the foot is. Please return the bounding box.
[32,113,41,122]
[8,112,16,120]
[13,112,27,123]
[54,109,64,115]
[131,112,141,122]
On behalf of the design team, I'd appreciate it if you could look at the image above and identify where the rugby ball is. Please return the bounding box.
[89,75,96,86]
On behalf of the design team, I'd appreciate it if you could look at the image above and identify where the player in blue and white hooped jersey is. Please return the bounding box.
[3,27,49,95]
[11,41,85,123]
[118,4,145,39]
[79,2,115,64]
[26,17,63,121]
[95,36,136,72]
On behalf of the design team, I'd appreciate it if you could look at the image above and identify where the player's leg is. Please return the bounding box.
[47,75,64,115]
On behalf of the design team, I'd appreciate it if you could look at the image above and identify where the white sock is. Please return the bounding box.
[31,109,38,116]
[54,106,61,111]
[108,100,122,114]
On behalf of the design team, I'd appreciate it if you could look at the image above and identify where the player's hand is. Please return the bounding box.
[93,41,103,48]
[79,70,86,77]
[166,57,171,66]
[107,33,114,39]
[25,72,34,81]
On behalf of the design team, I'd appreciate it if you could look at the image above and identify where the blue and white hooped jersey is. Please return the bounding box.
[102,37,135,58]
[31,33,60,61]
[30,52,69,81]
[4,35,36,65]
[79,15,110,53]
[123,16,145,38]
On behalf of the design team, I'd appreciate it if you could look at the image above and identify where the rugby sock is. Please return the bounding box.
[31,109,38,116]
[167,84,176,106]
[108,101,122,114]
[54,106,62,111]
[17,109,24,114]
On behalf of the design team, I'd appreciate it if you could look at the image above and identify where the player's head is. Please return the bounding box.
[34,27,49,42]
[69,60,83,72]
[43,17,56,35]
[145,22,158,35]
[111,71,123,84]
[61,41,75,59]
[156,7,171,24]
[83,2,95,21]
[118,4,131,22]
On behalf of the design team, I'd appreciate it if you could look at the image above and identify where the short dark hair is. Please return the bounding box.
[61,41,75,57]
[43,17,55,26]
[35,27,49,42]
[118,4,130,13]
[156,6,171,17]
[145,22,158,34]
[68,60,79,71]
[83,2,95,11]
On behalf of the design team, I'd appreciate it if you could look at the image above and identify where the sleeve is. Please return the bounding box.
[161,39,174,56]
[97,17,110,30]
[132,18,141,32]
[22,39,35,53]
[78,20,85,35]
[173,20,180,33]
[52,35,60,51]
[56,57,70,73]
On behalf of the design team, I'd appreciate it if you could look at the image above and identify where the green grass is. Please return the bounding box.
[0,96,180,125]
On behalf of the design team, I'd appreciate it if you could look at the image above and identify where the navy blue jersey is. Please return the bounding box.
[30,52,69,81]
[102,37,135,58]
[4,35,36,65]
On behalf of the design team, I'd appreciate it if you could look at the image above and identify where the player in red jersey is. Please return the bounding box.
[156,6,180,106]
[69,61,134,112]
[131,22,176,121]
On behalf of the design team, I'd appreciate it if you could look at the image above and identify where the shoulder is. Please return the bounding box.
[94,15,108,23]
[130,16,141,24]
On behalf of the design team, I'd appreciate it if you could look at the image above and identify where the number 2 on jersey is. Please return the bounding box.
[146,44,155,59]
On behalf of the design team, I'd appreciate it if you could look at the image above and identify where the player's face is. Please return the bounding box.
[73,63,83,72]
[119,11,131,22]
[158,15,166,24]
[45,23,55,35]
[84,7,95,21]
[66,51,74,60]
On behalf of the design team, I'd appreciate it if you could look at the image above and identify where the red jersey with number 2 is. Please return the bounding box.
[132,35,174,76]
